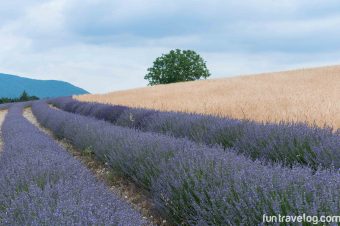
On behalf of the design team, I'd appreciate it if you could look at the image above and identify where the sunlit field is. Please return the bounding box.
[2,0,340,225]
[77,65,340,130]
[1,65,339,225]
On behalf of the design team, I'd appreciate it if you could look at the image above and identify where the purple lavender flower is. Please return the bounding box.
[0,103,145,225]
[50,97,340,169]
[33,101,340,225]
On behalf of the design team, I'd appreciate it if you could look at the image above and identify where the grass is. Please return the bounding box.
[76,65,340,130]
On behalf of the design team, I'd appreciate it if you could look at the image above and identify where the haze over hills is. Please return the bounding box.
[77,65,340,129]
[0,73,89,98]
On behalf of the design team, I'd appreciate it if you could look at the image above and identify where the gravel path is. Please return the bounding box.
[23,107,166,225]
[0,110,7,154]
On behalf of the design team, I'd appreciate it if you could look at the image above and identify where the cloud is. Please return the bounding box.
[60,0,340,54]
[0,0,339,93]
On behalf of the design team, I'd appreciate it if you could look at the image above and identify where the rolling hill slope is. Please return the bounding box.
[0,73,89,98]
[77,65,340,129]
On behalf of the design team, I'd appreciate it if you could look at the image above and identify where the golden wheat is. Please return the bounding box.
[76,65,340,129]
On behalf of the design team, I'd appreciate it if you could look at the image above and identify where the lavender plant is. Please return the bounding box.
[0,104,145,225]
[0,103,10,110]
[50,97,340,169]
[33,101,340,225]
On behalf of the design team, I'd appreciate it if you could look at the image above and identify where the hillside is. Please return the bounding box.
[0,73,89,98]
[77,65,340,129]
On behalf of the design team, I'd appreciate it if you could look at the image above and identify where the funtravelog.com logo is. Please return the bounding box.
[263,214,340,225]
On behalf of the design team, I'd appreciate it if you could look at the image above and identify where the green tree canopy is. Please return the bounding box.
[19,90,29,101]
[0,91,39,104]
[144,49,210,86]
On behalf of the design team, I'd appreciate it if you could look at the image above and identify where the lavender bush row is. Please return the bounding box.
[0,103,10,110]
[51,97,340,169]
[33,101,340,225]
[0,103,145,225]
[0,101,34,110]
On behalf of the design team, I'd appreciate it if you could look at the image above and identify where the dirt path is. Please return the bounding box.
[23,108,167,226]
[0,110,7,154]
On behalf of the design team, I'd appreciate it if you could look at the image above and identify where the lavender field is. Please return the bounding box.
[0,99,340,225]
[2,0,340,225]
[0,103,145,225]
[51,97,340,169]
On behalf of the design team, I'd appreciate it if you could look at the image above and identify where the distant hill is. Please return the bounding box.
[0,73,89,98]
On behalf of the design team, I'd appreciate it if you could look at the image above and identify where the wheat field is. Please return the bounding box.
[76,65,340,130]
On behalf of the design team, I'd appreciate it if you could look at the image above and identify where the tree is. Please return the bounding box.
[144,49,210,86]
[19,90,29,101]
[0,91,39,104]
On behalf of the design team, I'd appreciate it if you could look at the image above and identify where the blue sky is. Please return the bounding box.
[0,0,340,93]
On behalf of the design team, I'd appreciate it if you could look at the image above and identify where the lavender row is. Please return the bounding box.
[0,103,10,110]
[51,97,340,169]
[0,101,33,110]
[0,104,145,225]
[33,101,340,225]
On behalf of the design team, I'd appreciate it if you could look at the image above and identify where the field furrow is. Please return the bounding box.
[32,101,340,225]
[23,107,165,225]
[0,104,145,225]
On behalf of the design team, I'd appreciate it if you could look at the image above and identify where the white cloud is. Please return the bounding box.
[0,0,339,93]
